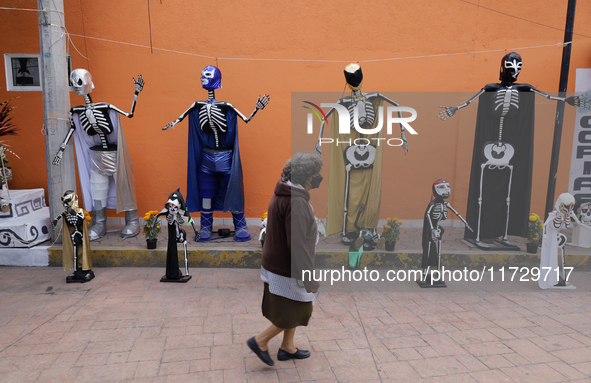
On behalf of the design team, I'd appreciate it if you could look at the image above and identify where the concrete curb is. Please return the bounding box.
[46,248,591,271]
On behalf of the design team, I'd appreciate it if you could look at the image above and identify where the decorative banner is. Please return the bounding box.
[569,68,591,201]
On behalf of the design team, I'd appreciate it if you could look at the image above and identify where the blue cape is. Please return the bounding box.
[186,104,245,213]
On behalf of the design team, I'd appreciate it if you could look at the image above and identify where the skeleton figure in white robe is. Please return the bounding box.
[539,193,580,289]
[53,69,144,241]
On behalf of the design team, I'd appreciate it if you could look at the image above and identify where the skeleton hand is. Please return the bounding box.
[163,121,176,131]
[256,94,270,110]
[133,75,145,93]
[566,95,591,110]
[52,146,65,166]
[438,106,457,120]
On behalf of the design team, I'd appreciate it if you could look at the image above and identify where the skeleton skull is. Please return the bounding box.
[555,192,575,216]
[432,179,451,199]
[578,201,591,225]
[61,190,81,212]
[70,69,94,96]
[201,65,222,90]
[499,52,522,83]
[167,202,179,215]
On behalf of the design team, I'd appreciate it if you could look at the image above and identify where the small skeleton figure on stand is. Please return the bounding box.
[53,69,144,241]
[315,63,408,246]
[163,65,269,242]
[154,189,198,283]
[52,190,94,283]
[539,193,579,289]
[438,52,590,250]
[418,179,472,288]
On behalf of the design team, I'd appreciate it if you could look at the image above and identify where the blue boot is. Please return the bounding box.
[232,212,251,241]
[199,210,213,242]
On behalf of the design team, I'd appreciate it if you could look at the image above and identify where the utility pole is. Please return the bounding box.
[38,0,76,241]
[545,0,577,217]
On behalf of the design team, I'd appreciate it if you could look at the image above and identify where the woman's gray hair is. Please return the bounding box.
[281,153,323,185]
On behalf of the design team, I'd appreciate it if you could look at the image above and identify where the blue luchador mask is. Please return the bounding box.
[201,65,222,90]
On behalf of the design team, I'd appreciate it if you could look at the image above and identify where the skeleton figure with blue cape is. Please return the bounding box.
[163,65,270,241]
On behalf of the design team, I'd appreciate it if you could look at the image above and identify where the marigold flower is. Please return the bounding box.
[384,225,391,231]
[156,226,160,229]
[142,227,146,233]
[387,218,392,222]
[399,221,404,225]
[392,217,399,221]
[529,215,536,222]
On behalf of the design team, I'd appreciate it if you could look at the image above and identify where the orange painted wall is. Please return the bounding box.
[1,0,590,221]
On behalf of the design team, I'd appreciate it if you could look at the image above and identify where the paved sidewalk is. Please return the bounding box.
[1,266,591,382]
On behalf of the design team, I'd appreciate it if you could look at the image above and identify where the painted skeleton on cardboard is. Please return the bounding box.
[575,200,591,226]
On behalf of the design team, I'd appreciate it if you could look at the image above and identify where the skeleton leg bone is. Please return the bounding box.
[183,240,189,277]
[341,164,352,243]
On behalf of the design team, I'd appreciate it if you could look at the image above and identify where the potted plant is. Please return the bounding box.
[383,218,403,251]
[527,213,543,253]
[143,210,161,249]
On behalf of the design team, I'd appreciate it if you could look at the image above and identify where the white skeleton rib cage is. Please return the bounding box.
[163,90,270,150]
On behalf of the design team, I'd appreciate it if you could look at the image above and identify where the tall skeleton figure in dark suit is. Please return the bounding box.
[438,52,590,249]
[53,69,144,241]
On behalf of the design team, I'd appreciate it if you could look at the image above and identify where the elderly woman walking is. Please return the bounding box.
[247,152,323,366]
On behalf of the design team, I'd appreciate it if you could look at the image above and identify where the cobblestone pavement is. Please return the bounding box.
[1,266,591,382]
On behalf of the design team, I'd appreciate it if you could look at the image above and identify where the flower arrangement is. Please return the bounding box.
[527,213,543,246]
[143,210,161,241]
[382,217,403,243]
